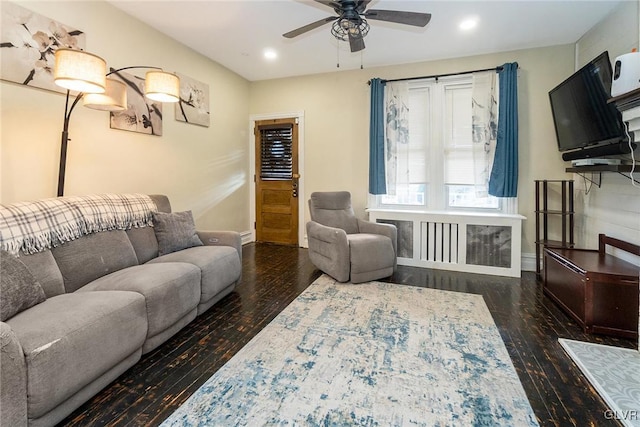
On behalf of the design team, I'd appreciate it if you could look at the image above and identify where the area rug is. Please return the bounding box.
[559,339,640,427]
[162,275,538,426]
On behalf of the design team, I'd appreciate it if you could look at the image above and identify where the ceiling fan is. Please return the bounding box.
[283,0,432,53]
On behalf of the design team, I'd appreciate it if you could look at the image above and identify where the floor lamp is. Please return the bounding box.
[53,48,180,197]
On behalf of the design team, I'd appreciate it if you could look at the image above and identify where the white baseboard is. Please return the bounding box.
[240,231,253,245]
[521,252,538,272]
[240,232,307,247]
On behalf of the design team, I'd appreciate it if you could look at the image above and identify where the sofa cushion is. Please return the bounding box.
[5,291,147,419]
[17,250,65,297]
[147,246,240,307]
[0,250,46,321]
[152,211,203,256]
[127,226,159,264]
[78,263,201,340]
[52,230,138,293]
[0,322,27,427]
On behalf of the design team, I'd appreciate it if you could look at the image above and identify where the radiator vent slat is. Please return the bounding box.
[422,222,459,264]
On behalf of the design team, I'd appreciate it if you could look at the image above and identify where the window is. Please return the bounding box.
[377,76,506,212]
[259,125,293,180]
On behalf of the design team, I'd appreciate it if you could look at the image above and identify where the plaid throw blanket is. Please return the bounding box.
[0,194,157,256]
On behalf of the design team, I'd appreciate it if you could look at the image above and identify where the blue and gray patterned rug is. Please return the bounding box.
[162,275,538,426]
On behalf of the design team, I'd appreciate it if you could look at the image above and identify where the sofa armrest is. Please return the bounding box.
[197,230,242,281]
[306,221,350,282]
[1,322,27,427]
[357,219,398,257]
[197,230,241,255]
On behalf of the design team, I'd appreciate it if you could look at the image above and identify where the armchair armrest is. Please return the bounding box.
[357,219,398,257]
[307,221,348,245]
[1,322,27,427]
[306,221,350,282]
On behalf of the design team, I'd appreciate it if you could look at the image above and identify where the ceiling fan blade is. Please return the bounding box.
[364,9,432,27]
[348,32,365,53]
[314,0,341,9]
[356,0,372,13]
[283,16,338,38]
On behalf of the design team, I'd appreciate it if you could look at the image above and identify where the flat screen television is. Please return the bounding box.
[548,51,627,158]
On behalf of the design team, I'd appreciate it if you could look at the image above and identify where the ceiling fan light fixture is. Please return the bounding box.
[331,18,369,42]
[284,1,432,54]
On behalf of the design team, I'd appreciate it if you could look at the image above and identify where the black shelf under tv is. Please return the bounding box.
[566,164,635,173]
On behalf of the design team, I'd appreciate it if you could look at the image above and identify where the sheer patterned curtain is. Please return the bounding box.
[471,71,498,198]
[384,81,410,196]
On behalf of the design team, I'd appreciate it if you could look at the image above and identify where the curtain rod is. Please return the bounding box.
[368,65,504,85]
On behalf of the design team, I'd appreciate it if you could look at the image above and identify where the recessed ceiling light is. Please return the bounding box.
[459,17,478,31]
[263,49,278,60]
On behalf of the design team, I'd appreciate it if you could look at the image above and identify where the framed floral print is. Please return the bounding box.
[1,1,86,93]
[109,70,162,136]
[175,72,210,127]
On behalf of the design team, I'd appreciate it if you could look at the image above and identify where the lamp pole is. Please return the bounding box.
[56,65,170,197]
[57,90,84,197]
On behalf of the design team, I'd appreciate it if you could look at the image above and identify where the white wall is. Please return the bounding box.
[250,44,575,257]
[1,1,251,233]
[574,1,640,264]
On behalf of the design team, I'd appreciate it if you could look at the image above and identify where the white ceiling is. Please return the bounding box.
[108,0,622,81]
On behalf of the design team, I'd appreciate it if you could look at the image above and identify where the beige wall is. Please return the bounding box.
[574,1,640,264]
[5,1,628,260]
[576,0,638,69]
[250,44,575,255]
[1,1,251,232]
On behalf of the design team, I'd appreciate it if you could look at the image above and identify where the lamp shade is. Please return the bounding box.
[83,78,127,111]
[144,71,180,103]
[54,48,106,93]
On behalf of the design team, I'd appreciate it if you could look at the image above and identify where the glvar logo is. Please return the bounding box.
[604,410,639,421]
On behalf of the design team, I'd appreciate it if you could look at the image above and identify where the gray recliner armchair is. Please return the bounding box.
[306,191,397,283]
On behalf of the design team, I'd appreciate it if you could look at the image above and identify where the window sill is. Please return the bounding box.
[366,208,526,221]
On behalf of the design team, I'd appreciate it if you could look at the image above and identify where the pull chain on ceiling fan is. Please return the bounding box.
[283,0,432,53]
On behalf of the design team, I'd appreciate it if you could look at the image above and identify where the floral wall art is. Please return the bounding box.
[175,72,210,127]
[1,1,86,93]
[110,69,163,136]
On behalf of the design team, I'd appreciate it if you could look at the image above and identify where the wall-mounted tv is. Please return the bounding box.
[548,51,628,159]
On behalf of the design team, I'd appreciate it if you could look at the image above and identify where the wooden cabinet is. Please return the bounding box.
[535,180,574,279]
[543,235,640,339]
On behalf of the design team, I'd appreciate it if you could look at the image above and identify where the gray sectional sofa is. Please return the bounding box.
[0,194,242,427]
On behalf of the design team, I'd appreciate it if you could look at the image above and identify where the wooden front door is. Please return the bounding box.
[255,118,299,245]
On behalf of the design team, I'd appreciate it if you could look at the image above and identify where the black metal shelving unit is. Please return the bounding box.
[534,180,575,280]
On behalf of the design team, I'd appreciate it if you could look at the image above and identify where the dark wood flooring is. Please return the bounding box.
[60,243,637,426]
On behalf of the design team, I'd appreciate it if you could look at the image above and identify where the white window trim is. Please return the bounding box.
[373,74,516,215]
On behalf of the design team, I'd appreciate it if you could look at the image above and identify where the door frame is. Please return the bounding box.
[249,111,306,247]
